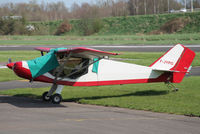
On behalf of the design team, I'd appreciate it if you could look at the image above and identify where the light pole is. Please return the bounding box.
[191,0,193,12]
[185,0,187,9]
[144,0,146,15]
[168,0,170,13]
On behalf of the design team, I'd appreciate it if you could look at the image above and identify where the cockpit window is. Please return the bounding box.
[50,56,89,79]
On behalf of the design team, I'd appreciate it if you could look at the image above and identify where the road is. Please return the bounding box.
[0,80,50,90]
[0,95,199,134]
[0,44,200,52]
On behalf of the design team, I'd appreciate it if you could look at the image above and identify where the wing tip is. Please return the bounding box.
[34,47,51,52]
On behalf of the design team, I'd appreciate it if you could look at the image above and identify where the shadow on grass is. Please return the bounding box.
[0,90,168,107]
[64,90,169,102]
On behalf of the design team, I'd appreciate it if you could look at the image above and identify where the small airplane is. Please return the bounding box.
[7,44,195,104]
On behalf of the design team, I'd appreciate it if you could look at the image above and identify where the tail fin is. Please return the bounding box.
[150,44,195,83]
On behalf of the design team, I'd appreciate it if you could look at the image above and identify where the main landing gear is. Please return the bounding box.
[42,84,64,104]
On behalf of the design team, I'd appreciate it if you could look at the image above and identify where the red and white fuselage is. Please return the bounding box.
[7,44,195,87]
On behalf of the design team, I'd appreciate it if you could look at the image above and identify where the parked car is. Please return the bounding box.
[180,8,187,12]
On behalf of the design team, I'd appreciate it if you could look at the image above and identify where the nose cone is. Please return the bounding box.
[7,62,15,69]
[13,61,32,80]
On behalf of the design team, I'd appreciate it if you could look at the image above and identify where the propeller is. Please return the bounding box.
[6,58,15,70]
[0,58,13,69]
[8,58,12,63]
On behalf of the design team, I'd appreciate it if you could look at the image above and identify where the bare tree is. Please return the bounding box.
[0,0,197,21]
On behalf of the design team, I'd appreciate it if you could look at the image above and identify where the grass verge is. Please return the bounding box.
[0,68,22,82]
[0,34,200,45]
[0,76,199,116]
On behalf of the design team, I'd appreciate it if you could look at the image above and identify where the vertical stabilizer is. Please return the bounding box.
[150,44,195,83]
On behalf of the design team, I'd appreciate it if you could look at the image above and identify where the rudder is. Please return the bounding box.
[150,44,195,83]
[170,45,195,83]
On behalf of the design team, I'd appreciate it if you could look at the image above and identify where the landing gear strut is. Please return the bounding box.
[165,82,179,92]
[42,84,64,104]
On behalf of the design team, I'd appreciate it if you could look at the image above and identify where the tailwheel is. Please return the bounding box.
[165,82,179,92]
[42,91,51,102]
[51,93,62,104]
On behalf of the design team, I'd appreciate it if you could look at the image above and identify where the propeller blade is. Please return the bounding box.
[8,58,12,63]
[0,65,7,69]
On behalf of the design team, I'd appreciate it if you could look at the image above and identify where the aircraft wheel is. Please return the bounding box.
[42,91,51,102]
[51,93,62,104]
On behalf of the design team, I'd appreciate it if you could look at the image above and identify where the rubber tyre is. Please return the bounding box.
[42,91,51,102]
[51,94,62,104]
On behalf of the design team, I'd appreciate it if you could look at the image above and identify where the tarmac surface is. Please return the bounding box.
[0,80,51,90]
[0,95,200,134]
[0,44,200,52]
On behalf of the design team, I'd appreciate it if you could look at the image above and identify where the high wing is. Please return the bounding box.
[35,47,51,52]
[35,47,119,58]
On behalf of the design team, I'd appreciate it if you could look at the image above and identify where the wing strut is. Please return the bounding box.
[53,53,71,83]
[46,52,71,98]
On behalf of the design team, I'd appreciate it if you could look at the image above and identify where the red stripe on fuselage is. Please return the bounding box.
[34,72,170,86]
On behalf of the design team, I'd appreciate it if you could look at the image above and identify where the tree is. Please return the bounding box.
[55,20,72,35]
[128,0,135,15]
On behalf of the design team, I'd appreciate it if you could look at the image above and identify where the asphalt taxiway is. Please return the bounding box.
[1,44,200,52]
[0,95,199,134]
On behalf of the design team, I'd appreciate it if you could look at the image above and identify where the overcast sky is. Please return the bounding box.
[0,0,95,8]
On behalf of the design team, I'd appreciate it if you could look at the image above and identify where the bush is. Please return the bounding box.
[79,18,104,36]
[150,17,191,34]
[92,19,104,33]
[0,17,27,35]
[55,20,72,35]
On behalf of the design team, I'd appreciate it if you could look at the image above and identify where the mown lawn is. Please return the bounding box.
[0,34,200,45]
[0,69,22,82]
[0,76,199,116]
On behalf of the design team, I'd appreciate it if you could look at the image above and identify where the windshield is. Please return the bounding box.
[27,48,67,78]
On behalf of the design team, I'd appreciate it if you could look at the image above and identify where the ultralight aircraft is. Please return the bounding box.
[7,44,195,104]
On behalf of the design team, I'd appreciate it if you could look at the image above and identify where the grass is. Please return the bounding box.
[34,12,200,35]
[0,68,22,82]
[0,51,199,82]
[0,76,199,116]
[99,12,200,35]
[0,33,200,45]
[0,51,40,62]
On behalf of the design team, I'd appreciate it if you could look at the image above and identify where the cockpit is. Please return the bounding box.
[50,55,90,79]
